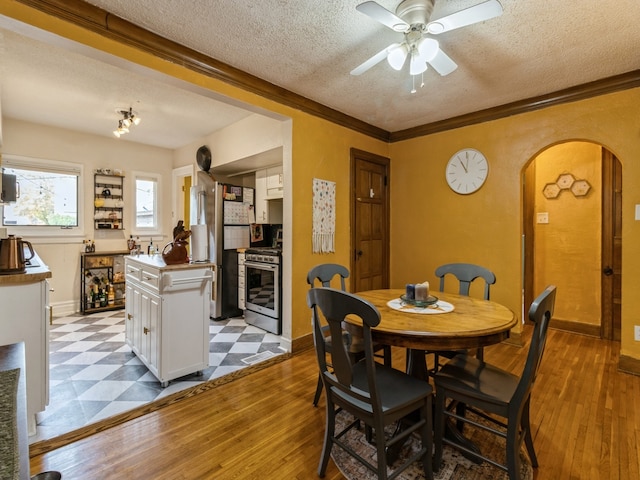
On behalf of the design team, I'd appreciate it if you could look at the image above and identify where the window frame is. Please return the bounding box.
[131,171,162,236]
[1,154,84,239]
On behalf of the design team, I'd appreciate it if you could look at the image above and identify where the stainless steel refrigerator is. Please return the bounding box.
[190,170,253,319]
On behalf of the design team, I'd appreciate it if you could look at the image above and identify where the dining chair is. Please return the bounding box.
[433,285,556,480]
[307,263,391,406]
[308,287,433,480]
[429,262,497,374]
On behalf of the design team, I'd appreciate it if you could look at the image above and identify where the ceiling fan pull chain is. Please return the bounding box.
[421,72,425,89]
[411,75,417,94]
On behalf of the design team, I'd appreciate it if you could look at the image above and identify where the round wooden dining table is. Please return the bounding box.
[345,288,518,462]
[346,288,517,352]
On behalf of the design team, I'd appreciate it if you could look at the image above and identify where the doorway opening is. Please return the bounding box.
[523,141,621,340]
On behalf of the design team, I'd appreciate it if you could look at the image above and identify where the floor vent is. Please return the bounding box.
[241,351,276,365]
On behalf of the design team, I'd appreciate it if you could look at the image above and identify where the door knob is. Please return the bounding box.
[603,266,614,276]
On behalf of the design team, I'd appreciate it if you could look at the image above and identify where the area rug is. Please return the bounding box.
[331,410,533,480]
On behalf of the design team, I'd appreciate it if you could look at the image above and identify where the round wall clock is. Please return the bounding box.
[445,148,489,195]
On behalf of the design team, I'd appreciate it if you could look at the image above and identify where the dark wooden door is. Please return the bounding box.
[350,149,390,292]
[602,149,622,341]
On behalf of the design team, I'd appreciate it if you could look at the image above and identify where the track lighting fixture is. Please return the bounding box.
[113,107,141,138]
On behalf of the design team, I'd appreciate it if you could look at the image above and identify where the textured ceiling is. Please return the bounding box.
[2,0,640,148]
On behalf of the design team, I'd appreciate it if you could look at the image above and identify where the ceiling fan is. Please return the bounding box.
[351,0,503,90]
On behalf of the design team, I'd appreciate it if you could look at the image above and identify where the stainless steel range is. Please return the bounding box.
[243,248,282,334]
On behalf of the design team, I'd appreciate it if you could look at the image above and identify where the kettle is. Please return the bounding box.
[0,235,35,274]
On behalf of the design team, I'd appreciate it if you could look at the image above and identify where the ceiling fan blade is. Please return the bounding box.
[350,44,398,76]
[428,48,458,76]
[356,1,410,32]
[427,0,503,34]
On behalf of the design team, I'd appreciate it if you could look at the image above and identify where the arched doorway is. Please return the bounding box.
[523,141,621,340]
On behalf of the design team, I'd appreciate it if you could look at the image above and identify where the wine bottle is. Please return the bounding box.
[108,284,115,306]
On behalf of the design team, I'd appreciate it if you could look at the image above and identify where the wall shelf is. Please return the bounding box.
[94,173,124,230]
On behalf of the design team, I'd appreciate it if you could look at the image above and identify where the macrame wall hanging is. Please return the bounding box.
[312,178,335,253]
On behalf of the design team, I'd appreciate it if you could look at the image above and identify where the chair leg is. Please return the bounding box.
[374,419,389,480]
[506,420,522,480]
[313,373,323,406]
[434,389,446,471]
[521,399,539,467]
[318,403,336,478]
[420,396,434,480]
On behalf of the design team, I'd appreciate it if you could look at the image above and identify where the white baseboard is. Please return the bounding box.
[51,300,79,317]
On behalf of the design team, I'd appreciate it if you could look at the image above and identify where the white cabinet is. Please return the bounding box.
[266,165,283,198]
[0,271,50,435]
[125,256,213,387]
[238,252,246,310]
[255,166,284,224]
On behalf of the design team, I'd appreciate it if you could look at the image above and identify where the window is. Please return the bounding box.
[134,172,160,233]
[2,156,81,230]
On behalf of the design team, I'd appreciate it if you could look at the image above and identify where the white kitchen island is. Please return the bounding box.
[124,255,214,387]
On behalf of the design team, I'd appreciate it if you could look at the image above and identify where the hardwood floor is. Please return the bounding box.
[30,327,640,479]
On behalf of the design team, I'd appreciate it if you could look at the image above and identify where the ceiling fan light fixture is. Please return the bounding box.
[387,43,408,70]
[409,52,428,76]
[417,37,439,62]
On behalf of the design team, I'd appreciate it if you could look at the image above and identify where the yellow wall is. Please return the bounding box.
[4,1,640,362]
[389,89,640,360]
[534,142,602,327]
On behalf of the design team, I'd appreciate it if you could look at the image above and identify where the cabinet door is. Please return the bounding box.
[266,165,283,198]
[124,283,136,350]
[139,289,161,379]
[266,166,283,189]
[255,169,269,223]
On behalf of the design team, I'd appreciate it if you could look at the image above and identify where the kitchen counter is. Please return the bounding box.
[126,253,215,271]
[0,251,51,435]
[0,252,51,285]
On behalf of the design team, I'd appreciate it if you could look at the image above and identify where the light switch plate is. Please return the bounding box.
[635,326,640,341]
[635,205,640,221]
[537,212,549,224]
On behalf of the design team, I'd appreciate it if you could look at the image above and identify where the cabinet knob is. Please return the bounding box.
[144,327,149,335]
[127,313,133,320]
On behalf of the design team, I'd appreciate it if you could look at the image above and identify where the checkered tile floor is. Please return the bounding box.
[32,310,283,442]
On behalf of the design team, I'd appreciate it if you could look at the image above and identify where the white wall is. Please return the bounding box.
[1,118,174,315]
[173,113,284,170]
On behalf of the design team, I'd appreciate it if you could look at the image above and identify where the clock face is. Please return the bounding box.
[445,148,489,195]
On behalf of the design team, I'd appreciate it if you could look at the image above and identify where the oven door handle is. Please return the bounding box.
[244,261,278,271]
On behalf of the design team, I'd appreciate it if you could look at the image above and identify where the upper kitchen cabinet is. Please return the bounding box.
[255,166,283,224]
[265,165,283,199]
